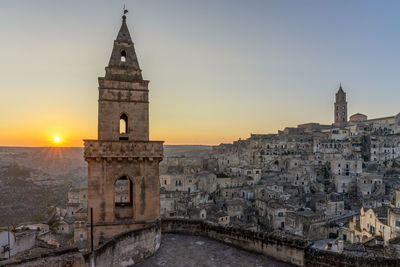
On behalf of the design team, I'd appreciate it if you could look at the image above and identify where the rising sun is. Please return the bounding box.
[54,136,61,143]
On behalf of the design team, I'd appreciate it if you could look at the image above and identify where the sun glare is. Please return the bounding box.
[54,136,61,143]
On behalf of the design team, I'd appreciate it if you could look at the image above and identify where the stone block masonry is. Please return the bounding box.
[161,218,306,266]
[84,221,161,267]
[161,218,400,267]
[0,247,84,267]
[304,247,400,267]
[84,13,163,249]
[3,219,400,266]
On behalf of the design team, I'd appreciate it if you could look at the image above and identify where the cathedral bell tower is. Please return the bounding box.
[334,83,347,127]
[84,14,163,248]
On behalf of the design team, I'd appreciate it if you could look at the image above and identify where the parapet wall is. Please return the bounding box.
[4,219,400,266]
[84,221,161,267]
[162,219,400,267]
[305,247,400,267]
[161,218,306,266]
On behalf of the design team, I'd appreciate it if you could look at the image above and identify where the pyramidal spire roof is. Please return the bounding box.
[116,15,133,43]
[107,14,141,72]
[337,83,345,94]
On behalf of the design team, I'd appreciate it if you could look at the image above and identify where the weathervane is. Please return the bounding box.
[123,4,128,15]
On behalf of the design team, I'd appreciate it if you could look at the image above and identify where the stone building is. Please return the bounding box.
[340,207,391,245]
[334,175,356,194]
[160,190,179,218]
[330,158,362,176]
[334,84,347,127]
[264,199,287,229]
[83,14,163,248]
[370,135,400,162]
[330,128,349,140]
[388,208,400,239]
[349,113,368,122]
[357,173,385,198]
[67,188,88,207]
[285,210,327,240]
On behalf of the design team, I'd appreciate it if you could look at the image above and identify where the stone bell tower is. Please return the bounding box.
[84,14,163,248]
[334,83,347,127]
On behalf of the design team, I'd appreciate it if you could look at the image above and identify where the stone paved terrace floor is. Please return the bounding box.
[137,234,293,267]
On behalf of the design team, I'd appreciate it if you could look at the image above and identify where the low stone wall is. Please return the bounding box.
[161,218,400,267]
[305,247,400,267]
[4,219,400,266]
[0,247,84,267]
[84,221,161,267]
[161,218,306,266]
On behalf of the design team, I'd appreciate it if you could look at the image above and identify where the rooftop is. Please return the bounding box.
[137,234,291,267]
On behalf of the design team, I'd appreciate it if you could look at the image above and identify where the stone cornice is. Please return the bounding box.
[98,77,150,85]
[84,140,163,159]
[97,99,149,104]
[98,87,149,92]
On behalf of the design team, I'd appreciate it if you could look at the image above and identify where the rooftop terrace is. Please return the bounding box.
[138,234,291,267]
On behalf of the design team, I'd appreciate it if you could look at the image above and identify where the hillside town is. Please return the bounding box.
[2,86,400,261]
[159,86,400,257]
[1,1,400,263]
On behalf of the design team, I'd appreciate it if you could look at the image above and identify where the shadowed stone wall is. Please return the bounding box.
[0,247,84,267]
[84,221,161,267]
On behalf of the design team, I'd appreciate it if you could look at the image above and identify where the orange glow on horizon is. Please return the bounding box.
[0,130,245,147]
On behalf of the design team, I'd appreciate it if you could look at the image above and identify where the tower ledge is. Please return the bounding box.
[84,140,163,160]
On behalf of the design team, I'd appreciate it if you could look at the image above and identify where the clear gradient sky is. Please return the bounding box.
[1,0,399,147]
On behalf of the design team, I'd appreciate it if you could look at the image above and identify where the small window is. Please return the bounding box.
[120,114,128,134]
[121,51,127,62]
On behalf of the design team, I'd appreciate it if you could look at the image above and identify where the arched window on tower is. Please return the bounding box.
[114,176,133,219]
[119,114,129,140]
[120,114,128,134]
[121,51,127,62]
